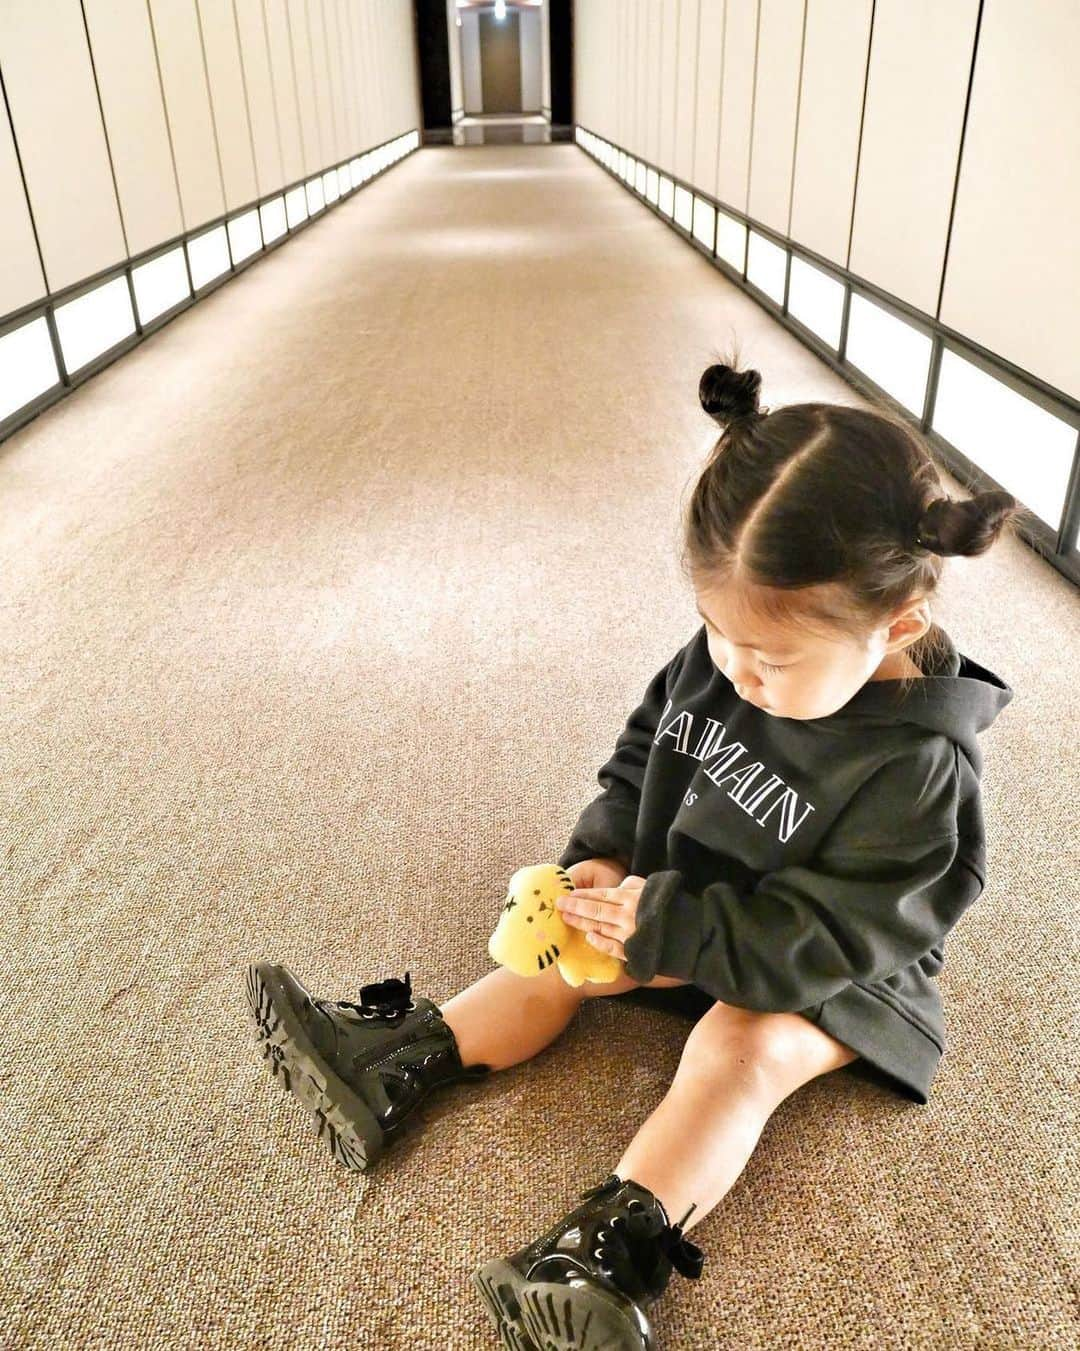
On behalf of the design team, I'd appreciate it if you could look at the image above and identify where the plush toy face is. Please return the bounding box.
[488,862,624,986]
[488,863,576,978]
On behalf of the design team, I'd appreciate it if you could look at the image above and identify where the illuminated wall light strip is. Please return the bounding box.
[285,185,309,228]
[845,292,933,417]
[54,276,136,375]
[574,124,1080,581]
[131,247,191,325]
[0,317,59,422]
[0,131,420,440]
[259,197,288,245]
[227,210,264,266]
[932,347,1077,532]
[692,197,716,252]
[787,255,844,352]
[187,225,231,291]
[305,178,326,215]
[323,169,341,204]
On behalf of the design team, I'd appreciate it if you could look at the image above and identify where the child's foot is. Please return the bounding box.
[244,962,490,1171]
[472,1172,704,1350]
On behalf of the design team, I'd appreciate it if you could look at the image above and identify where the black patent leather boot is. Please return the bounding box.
[245,963,490,1172]
[472,1171,704,1351]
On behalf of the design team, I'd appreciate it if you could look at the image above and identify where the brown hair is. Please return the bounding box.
[680,340,1033,698]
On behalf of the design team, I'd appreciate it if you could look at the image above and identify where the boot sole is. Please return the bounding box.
[471,1258,539,1351]
[518,1278,656,1351]
[245,962,385,1172]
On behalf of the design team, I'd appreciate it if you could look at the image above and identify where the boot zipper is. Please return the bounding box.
[346,1006,442,1075]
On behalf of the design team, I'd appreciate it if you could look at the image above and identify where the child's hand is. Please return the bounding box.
[555,875,647,962]
[564,857,628,891]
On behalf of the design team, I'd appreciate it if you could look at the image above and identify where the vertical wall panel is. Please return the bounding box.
[849,0,978,317]
[0,0,126,292]
[658,0,678,174]
[747,0,805,236]
[337,0,362,147]
[305,0,336,164]
[715,0,757,211]
[643,0,661,165]
[674,0,700,181]
[346,0,368,146]
[369,0,386,146]
[148,0,225,230]
[82,0,183,259]
[631,0,645,158]
[323,0,350,159]
[286,0,323,174]
[939,0,1080,401]
[351,0,373,147]
[789,0,873,271]
[0,104,45,313]
[692,0,725,194]
[264,0,304,183]
[234,0,286,196]
[198,0,259,210]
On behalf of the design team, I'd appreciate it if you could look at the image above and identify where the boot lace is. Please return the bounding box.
[579,1174,705,1283]
[316,972,418,1020]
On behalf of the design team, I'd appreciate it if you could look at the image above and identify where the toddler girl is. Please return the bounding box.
[245,352,1021,1350]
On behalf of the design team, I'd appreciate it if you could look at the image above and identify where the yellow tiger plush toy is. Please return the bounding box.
[488,863,623,987]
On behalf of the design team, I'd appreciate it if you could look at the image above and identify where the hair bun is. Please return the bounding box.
[699,364,762,426]
[914,489,1018,557]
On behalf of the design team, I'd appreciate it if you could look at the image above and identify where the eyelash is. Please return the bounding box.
[704,624,787,673]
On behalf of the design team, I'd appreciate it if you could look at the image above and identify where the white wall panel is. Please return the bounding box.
[352,0,374,146]
[234,0,285,196]
[148,0,225,230]
[632,0,646,159]
[0,105,45,314]
[643,0,661,165]
[747,0,805,235]
[849,0,978,316]
[370,0,386,144]
[323,0,350,158]
[674,0,701,182]
[82,0,182,259]
[305,0,337,163]
[658,0,679,174]
[789,0,873,270]
[692,0,725,195]
[286,0,324,173]
[198,0,259,210]
[0,0,126,292]
[715,0,757,211]
[264,0,305,184]
[939,0,1080,400]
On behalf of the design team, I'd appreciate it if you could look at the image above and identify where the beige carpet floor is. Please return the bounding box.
[1,142,1076,1350]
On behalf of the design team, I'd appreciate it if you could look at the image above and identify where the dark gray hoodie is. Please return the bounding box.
[558,623,1014,1103]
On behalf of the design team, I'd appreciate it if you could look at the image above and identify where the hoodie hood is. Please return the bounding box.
[818,626,1014,773]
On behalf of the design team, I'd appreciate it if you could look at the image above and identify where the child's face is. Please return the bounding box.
[694,579,929,721]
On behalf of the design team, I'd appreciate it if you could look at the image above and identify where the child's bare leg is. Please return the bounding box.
[440,967,685,1072]
[613,1002,859,1232]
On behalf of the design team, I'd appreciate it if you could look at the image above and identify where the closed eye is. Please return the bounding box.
[758,660,787,674]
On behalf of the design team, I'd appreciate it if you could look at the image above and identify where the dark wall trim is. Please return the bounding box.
[549,0,573,126]
[414,0,452,129]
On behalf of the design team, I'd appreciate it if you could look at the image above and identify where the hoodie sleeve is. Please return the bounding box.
[623,741,981,1012]
[557,639,691,872]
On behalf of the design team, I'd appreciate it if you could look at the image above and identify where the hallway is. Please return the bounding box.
[2,143,1075,1349]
